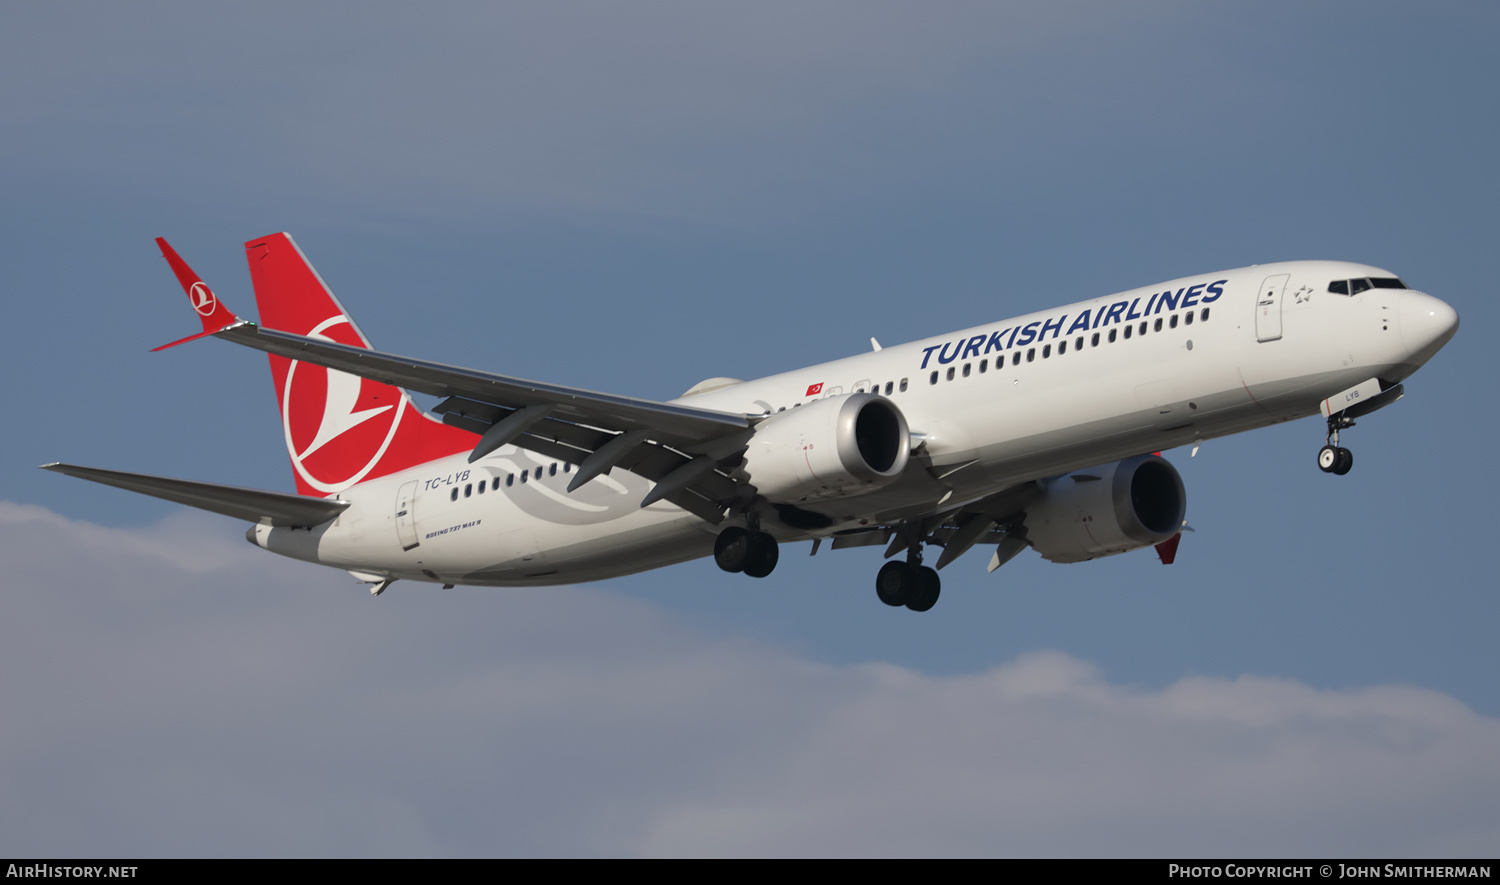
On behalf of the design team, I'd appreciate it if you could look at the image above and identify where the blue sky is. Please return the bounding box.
[3,2,1497,857]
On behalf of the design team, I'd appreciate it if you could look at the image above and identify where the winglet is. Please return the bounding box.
[152,237,245,350]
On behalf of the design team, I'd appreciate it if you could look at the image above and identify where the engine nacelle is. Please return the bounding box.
[742,393,910,504]
[1024,454,1186,563]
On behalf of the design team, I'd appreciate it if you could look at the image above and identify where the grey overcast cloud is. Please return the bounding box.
[3,2,1497,857]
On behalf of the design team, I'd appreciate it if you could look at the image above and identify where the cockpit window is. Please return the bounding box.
[1330,277,1407,295]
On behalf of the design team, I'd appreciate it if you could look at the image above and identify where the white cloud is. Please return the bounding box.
[2,502,1496,857]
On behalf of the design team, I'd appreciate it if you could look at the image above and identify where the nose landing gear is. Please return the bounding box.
[1318,414,1355,475]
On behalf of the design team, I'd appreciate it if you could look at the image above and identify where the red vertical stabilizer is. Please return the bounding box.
[244,232,476,497]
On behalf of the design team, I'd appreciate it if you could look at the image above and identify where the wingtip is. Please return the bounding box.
[154,236,242,339]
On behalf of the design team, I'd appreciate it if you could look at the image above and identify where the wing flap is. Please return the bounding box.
[41,463,349,528]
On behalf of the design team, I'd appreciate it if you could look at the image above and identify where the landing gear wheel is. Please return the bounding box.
[876,561,910,607]
[1318,445,1355,475]
[1333,447,1353,476]
[905,566,941,612]
[1321,413,1356,476]
[743,532,779,578]
[874,562,941,611]
[714,527,749,573]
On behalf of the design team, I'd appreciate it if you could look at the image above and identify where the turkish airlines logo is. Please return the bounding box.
[806,382,823,397]
[189,281,217,317]
[281,315,403,493]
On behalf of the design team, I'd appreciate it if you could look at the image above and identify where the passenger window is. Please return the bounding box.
[450,488,458,501]
[885,381,894,395]
[962,363,971,377]
[520,472,528,484]
[507,474,514,487]
[1185,311,1194,325]
[1170,314,1178,329]
[1075,336,1084,350]
[900,378,908,392]
[1154,318,1162,332]
[1042,344,1051,358]
[1350,278,1372,295]
[1329,280,1350,295]
[1058,341,1067,355]
[464,484,472,498]
[930,371,939,385]
[946,367,956,381]
[1091,332,1099,347]
[477,481,485,495]
[1124,325,1132,339]
[1201,308,1210,321]
[1026,348,1035,362]
[549,463,557,477]
[979,359,988,373]
[1109,329,1117,343]
[563,463,571,473]
[535,467,543,479]
[1012,352,1021,366]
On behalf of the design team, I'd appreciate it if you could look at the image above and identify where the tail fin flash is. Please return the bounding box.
[243,232,475,496]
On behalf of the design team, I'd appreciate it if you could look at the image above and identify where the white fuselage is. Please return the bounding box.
[250,260,1456,586]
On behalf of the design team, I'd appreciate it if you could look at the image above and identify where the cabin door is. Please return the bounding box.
[395,480,420,551]
[1256,273,1289,342]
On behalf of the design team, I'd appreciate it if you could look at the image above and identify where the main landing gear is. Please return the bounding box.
[875,543,941,613]
[1318,414,1355,476]
[715,526,779,578]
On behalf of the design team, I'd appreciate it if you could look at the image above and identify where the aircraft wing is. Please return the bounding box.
[151,235,759,526]
[40,463,349,527]
[214,322,751,444]
[210,322,754,524]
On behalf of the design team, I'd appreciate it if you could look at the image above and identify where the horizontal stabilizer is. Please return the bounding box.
[40,463,349,527]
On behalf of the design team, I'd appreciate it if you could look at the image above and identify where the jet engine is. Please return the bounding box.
[742,392,910,504]
[1023,454,1186,563]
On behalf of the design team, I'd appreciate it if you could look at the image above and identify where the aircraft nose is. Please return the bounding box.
[1398,290,1459,364]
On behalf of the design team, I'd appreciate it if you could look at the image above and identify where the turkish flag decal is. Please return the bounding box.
[806,382,824,396]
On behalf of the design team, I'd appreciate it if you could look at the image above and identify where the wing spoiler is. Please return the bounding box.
[40,463,349,528]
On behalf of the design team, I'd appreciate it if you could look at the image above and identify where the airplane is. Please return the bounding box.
[43,234,1459,611]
